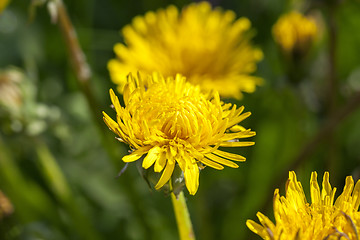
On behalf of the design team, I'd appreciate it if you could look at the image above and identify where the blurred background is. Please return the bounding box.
[1,0,360,239]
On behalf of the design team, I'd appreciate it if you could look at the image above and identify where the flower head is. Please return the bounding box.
[108,2,263,99]
[103,73,255,195]
[272,11,317,57]
[247,171,360,240]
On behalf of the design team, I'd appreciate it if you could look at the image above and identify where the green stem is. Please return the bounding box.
[35,141,71,203]
[171,191,195,240]
[0,135,58,223]
[55,0,104,136]
[54,0,121,162]
[35,140,102,240]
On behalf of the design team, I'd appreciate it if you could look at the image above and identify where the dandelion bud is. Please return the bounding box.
[272,11,318,60]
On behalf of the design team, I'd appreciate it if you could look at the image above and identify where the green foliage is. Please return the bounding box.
[1,0,360,240]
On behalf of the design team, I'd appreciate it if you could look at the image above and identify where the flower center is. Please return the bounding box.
[160,100,200,140]
[130,84,210,143]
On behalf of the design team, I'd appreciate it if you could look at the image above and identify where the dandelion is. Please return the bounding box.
[272,11,317,57]
[108,1,263,99]
[246,171,360,240]
[103,73,255,195]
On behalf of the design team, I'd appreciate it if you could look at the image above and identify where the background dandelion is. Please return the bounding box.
[247,171,360,239]
[108,1,263,99]
[1,0,360,240]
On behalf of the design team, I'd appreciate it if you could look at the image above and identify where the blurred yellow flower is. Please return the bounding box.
[247,171,360,240]
[0,0,10,14]
[103,73,255,195]
[272,11,317,56]
[108,2,263,99]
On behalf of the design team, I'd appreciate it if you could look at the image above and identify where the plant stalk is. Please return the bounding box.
[171,191,196,240]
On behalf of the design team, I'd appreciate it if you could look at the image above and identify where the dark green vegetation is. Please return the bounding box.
[1,0,360,239]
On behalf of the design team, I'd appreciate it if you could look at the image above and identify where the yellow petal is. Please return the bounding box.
[122,152,143,163]
[246,220,269,239]
[122,146,151,163]
[310,171,321,205]
[199,158,224,170]
[229,125,246,132]
[122,153,142,163]
[109,89,122,114]
[155,161,175,190]
[352,179,360,210]
[213,149,246,162]
[154,151,166,172]
[335,176,354,208]
[256,212,276,231]
[321,171,332,200]
[184,163,199,195]
[205,153,239,168]
[102,111,118,133]
[142,146,161,169]
[219,141,255,147]
[227,112,251,127]
[220,131,256,141]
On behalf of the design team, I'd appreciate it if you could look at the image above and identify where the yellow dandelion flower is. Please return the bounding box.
[108,1,263,99]
[247,171,360,240]
[272,11,317,56]
[102,73,255,195]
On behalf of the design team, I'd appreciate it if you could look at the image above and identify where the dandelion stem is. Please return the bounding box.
[0,135,57,223]
[35,140,102,240]
[171,191,196,240]
[55,0,104,133]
